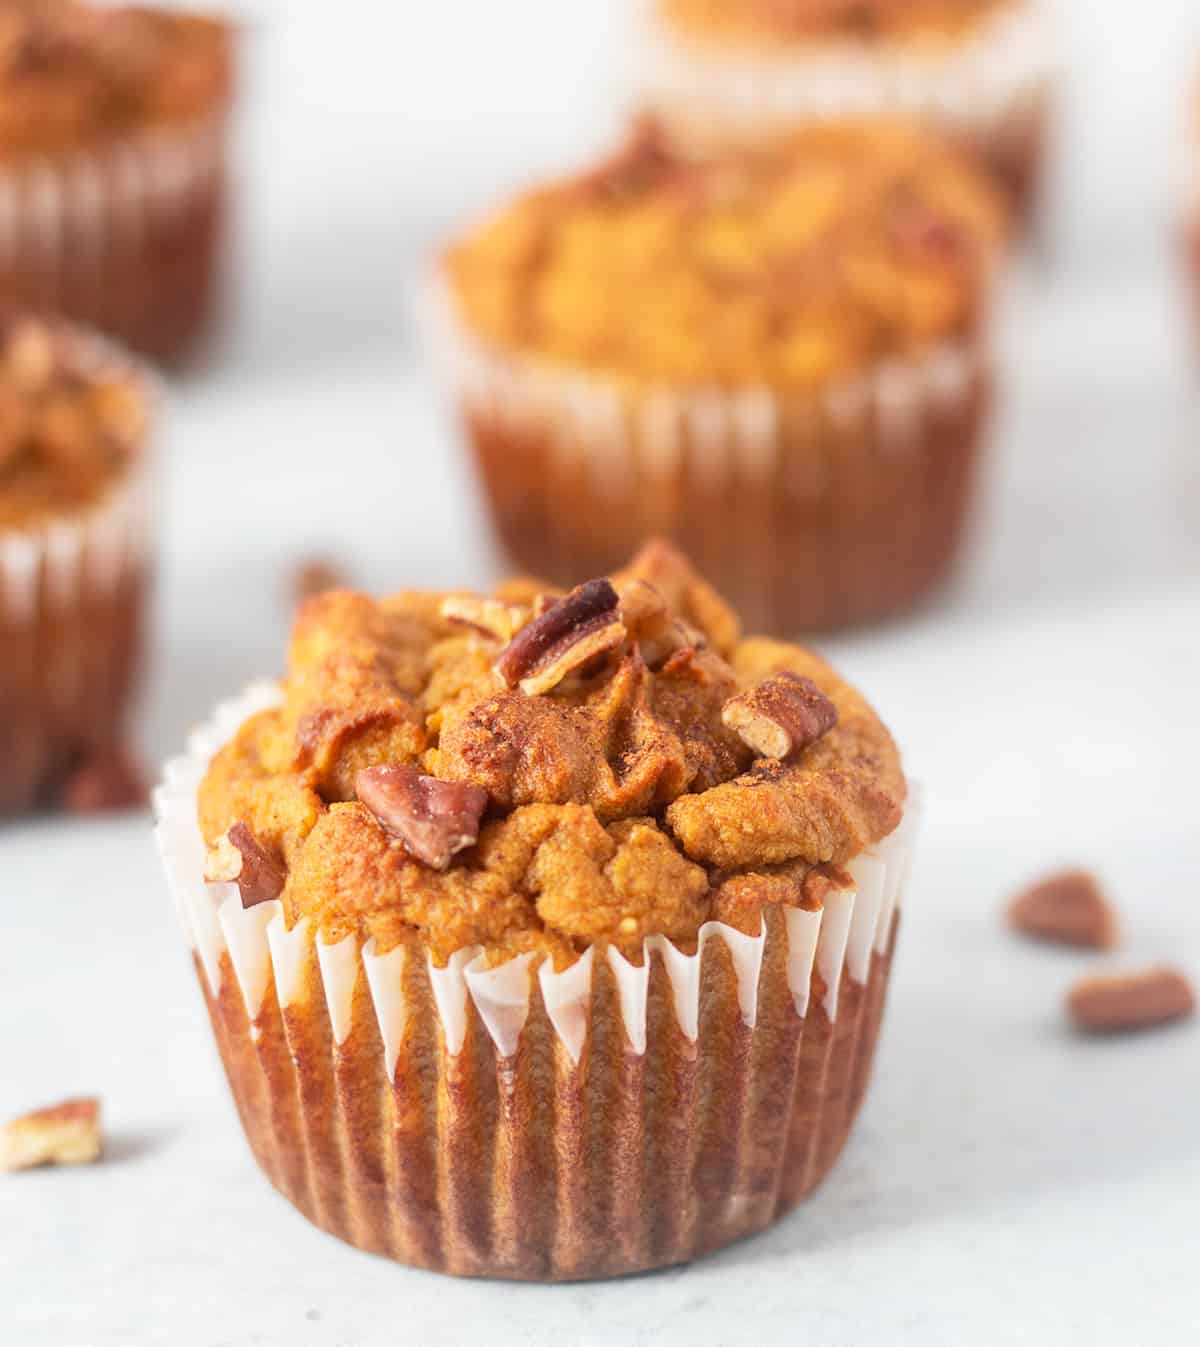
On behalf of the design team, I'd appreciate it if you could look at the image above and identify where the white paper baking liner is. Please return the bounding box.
[423,270,986,497]
[155,684,922,1067]
[636,0,1054,148]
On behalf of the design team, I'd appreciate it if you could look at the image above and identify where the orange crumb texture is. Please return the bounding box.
[660,0,1014,44]
[0,317,148,531]
[199,543,907,970]
[0,1,233,159]
[443,122,1005,390]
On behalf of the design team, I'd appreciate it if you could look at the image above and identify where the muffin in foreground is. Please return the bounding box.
[0,314,155,812]
[637,0,1054,218]
[0,2,234,363]
[155,541,919,1280]
[434,123,1005,634]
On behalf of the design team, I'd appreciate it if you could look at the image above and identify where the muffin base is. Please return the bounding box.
[0,334,156,813]
[430,288,992,635]
[0,118,228,364]
[638,0,1054,220]
[156,686,920,1281]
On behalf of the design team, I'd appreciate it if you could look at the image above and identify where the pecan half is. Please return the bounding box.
[494,577,627,696]
[440,595,527,644]
[356,765,488,871]
[1067,967,1195,1035]
[1008,869,1118,950]
[721,672,838,759]
[0,1097,102,1173]
[204,821,287,908]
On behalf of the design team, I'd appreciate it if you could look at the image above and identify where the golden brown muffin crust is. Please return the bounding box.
[660,0,1014,44]
[0,1,232,158]
[443,121,1003,390]
[198,543,905,967]
[0,316,148,530]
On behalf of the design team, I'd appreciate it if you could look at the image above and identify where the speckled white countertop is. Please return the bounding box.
[3,2,1200,1343]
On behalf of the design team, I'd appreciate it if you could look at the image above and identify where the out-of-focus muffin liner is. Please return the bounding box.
[0,116,228,362]
[637,0,1054,215]
[425,279,991,635]
[155,684,921,1281]
[0,329,156,812]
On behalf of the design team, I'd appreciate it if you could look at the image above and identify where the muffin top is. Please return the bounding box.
[199,542,906,969]
[0,316,150,531]
[443,123,1004,390]
[0,1,232,159]
[658,0,1013,46]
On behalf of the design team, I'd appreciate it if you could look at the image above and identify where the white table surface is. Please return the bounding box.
[3,3,1200,1344]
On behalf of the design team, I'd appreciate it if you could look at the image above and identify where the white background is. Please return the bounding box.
[3,3,1200,1344]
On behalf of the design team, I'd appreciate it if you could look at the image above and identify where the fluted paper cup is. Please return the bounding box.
[425,277,992,636]
[155,684,921,1280]
[637,0,1055,217]
[0,115,228,363]
[0,328,156,812]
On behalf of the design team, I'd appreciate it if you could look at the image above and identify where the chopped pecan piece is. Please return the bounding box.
[494,577,627,696]
[204,821,287,908]
[721,672,838,759]
[1067,967,1195,1035]
[290,555,350,605]
[440,595,527,643]
[1,1097,102,1173]
[1008,869,1118,950]
[356,764,488,870]
[617,578,704,668]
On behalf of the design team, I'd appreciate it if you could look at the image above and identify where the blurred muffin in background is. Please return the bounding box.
[0,314,155,812]
[0,2,234,363]
[636,0,1053,219]
[433,122,1005,635]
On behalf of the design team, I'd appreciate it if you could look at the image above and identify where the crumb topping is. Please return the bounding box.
[443,121,1004,389]
[198,542,905,967]
[0,316,149,530]
[0,2,232,158]
[659,0,1013,45]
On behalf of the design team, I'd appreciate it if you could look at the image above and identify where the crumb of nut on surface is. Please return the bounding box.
[61,747,149,814]
[1007,868,1119,951]
[1067,967,1196,1036]
[0,1097,102,1173]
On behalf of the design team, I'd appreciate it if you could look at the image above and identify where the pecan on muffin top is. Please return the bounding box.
[199,542,906,970]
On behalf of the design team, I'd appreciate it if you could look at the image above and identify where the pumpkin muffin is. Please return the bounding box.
[433,123,1005,634]
[637,0,1054,219]
[0,2,234,362]
[0,313,155,812]
[155,540,921,1280]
